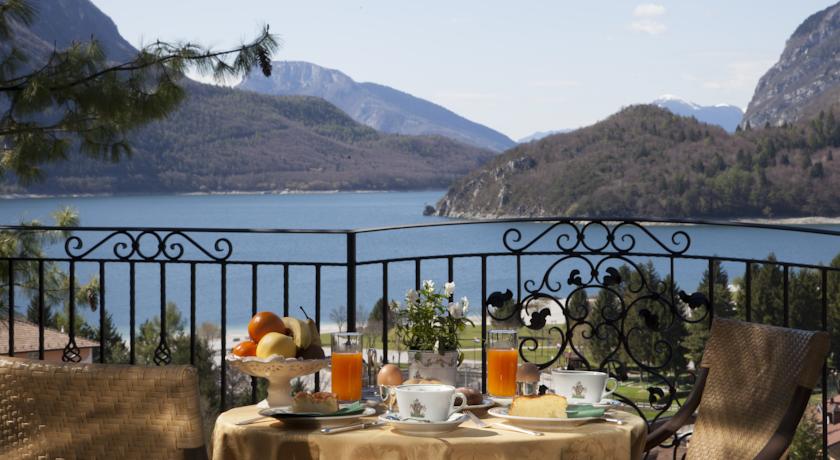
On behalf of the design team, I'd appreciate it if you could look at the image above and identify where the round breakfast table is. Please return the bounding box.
[211,405,647,460]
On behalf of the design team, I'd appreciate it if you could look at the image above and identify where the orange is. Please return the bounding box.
[232,340,257,357]
[248,311,287,342]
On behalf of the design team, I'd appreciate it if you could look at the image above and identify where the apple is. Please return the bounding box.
[256,332,296,359]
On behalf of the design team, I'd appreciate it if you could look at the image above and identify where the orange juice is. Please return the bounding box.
[487,348,518,396]
[331,352,362,401]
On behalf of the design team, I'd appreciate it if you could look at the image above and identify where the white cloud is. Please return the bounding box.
[630,3,666,35]
[633,4,666,17]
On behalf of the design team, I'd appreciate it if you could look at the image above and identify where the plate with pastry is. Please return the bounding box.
[487,394,606,430]
[258,392,375,427]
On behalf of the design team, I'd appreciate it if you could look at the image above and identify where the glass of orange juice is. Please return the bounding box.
[331,332,363,402]
[487,329,518,397]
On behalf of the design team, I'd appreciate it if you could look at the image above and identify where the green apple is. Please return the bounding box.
[256,332,296,359]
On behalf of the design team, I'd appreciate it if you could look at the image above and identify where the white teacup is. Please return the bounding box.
[551,370,618,404]
[394,384,466,422]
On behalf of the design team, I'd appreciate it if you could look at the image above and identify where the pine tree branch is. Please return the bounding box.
[0,28,277,93]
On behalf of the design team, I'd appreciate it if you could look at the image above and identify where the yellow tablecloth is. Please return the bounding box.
[211,405,647,460]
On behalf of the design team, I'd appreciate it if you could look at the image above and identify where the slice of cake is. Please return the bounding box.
[509,394,568,418]
[292,391,339,414]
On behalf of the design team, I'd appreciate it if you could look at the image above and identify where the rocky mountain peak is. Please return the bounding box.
[742,2,840,128]
[238,61,515,152]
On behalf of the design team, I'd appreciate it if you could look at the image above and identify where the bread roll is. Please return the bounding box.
[455,387,483,405]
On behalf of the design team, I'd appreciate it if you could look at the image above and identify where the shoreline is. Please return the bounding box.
[0,189,445,200]
[3,191,840,226]
[436,211,840,226]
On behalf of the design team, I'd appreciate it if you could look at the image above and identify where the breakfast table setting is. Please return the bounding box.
[212,281,648,460]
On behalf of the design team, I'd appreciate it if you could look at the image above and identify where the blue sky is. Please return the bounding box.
[93,0,837,140]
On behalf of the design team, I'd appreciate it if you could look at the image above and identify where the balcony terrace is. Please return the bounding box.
[0,217,836,459]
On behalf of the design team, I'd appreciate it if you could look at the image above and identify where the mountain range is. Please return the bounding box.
[517,130,572,144]
[652,96,743,132]
[0,0,494,194]
[237,61,515,152]
[518,97,743,143]
[435,2,840,219]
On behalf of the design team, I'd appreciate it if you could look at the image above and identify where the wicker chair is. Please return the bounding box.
[0,356,207,459]
[646,318,830,459]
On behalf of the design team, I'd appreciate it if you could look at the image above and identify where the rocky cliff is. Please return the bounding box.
[743,2,840,128]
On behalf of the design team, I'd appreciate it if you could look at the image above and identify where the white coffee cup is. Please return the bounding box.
[551,370,618,404]
[394,384,467,422]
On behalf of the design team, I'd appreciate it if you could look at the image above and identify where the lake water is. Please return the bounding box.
[2,191,840,338]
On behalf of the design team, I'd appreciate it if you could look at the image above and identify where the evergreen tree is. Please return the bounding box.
[136,302,220,435]
[0,0,278,183]
[566,288,589,320]
[789,269,821,331]
[684,261,736,366]
[735,255,785,326]
[826,254,840,368]
[587,288,623,372]
[661,274,689,376]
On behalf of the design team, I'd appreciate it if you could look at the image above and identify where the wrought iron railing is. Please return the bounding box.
[1,217,837,458]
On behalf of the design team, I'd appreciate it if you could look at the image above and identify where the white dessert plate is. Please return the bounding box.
[258,405,375,428]
[487,407,600,430]
[379,413,468,436]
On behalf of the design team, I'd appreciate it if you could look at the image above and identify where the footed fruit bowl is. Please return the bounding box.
[226,354,329,407]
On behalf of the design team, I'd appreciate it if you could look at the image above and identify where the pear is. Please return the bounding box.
[297,344,326,360]
[306,319,321,347]
[282,317,312,349]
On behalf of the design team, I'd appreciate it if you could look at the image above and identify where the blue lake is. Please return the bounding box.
[2,191,840,336]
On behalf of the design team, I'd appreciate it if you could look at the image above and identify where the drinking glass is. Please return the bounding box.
[487,329,518,397]
[331,332,363,402]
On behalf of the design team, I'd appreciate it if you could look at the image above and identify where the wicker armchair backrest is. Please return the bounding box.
[687,318,829,459]
[0,357,206,460]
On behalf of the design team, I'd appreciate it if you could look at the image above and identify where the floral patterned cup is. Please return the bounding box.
[394,384,467,422]
[551,370,618,404]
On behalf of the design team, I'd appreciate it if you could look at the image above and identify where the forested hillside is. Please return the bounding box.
[1,82,493,194]
[0,0,493,195]
[436,105,840,219]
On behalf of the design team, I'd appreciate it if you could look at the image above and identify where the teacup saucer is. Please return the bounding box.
[592,398,622,408]
[379,413,468,436]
